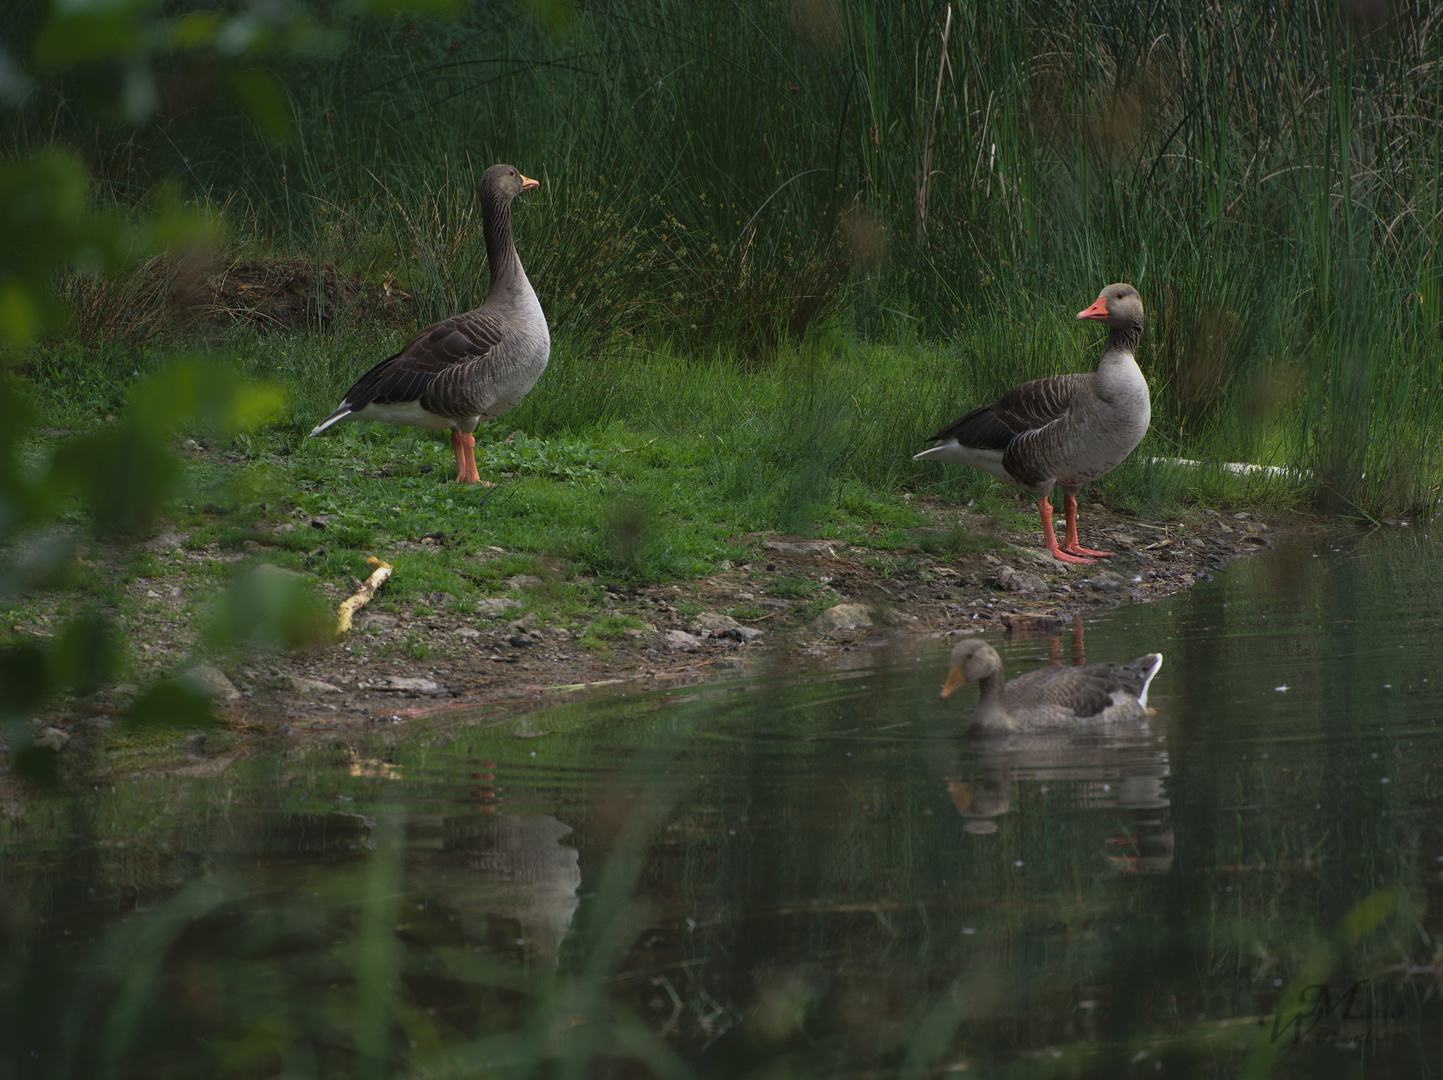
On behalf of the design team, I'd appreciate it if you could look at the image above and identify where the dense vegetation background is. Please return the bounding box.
[6,0,1441,516]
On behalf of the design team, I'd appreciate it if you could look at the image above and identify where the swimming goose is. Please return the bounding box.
[915,284,1148,563]
[310,164,550,484]
[941,638,1162,734]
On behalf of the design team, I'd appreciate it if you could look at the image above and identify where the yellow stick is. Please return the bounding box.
[336,557,393,636]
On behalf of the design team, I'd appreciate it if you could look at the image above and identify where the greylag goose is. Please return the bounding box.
[914,284,1148,563]
[310,164,550,484]
[941,639,1163,734]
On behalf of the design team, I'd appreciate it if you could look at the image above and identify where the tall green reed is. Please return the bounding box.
[6,0,1442,513]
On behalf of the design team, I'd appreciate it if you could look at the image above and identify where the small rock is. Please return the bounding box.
[663,629,704,651]
[456,627,482,639]
[624,627,652,640]
[765,539,841,557]
[503,575,543,591]
[180,664,241,702]
[995,565,1047,593]
[692,612,764,641]
[880,608,917,626]
[374,677,445,695]
[693,611,742,633]
[284,675,341,694]
[476,597,523,616]
[508,631,538,647]
[37,726,71,751]
[1080,570,1131,594]
[812,603,873,633]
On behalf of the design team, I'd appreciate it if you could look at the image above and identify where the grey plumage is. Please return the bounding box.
[915,284,1149,562]
[941,638,1163,735]
[310,164,550,484]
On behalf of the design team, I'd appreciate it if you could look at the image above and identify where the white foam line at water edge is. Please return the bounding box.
[1147,457,1313,482]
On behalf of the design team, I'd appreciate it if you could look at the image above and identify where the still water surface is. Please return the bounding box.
[4,528,1443,1078]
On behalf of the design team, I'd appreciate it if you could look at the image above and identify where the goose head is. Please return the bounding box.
[1076,283,1145,330]
[481,163,541,203]
[940,639,1004,698]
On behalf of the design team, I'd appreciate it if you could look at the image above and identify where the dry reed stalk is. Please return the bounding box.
[336,557,393,636]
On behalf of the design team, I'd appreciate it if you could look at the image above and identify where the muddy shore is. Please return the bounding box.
[130,499,1316,745]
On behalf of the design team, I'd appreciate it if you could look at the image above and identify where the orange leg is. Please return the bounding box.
[1038,496,1096,564]
[1061,493,1112,558]
[450,431,490,486]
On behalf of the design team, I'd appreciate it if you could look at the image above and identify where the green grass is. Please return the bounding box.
[12,318,1331,624]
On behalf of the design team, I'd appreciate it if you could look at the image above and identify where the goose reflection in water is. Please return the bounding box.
[946,734,1173,874]
[408,812,582,969]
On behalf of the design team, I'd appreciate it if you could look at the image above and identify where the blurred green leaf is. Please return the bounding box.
[354,0,465,16]
[227,69,293,142]
[52,426,183,538]
[0,643,50,718]
[136,181,217,253]
[50,614,118,697]
[208,565,329,652]
[166,10,225,51]
[0,151,129,349]
[126,679,216,729]
[33,10,145,67]
[127,358,286,438]
[46,361,285,537]
[13,743,60,784]
[1340,888,1396,943]
[0,376,36,465]
[0,283,46,348]
[0,45,32,106]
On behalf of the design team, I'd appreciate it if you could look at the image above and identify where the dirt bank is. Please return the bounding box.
[104,498,1316,749]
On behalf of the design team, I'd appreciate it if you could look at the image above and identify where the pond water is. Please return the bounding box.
[4,527,1443,1079]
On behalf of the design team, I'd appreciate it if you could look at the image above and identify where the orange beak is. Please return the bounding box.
[1076,296,1110,321]
[520,173,540,191]
[940,666,967,699]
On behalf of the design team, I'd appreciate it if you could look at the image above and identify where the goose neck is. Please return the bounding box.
[971,671,1013,731]
[482,195,521,290]
[1104,323,1142,356]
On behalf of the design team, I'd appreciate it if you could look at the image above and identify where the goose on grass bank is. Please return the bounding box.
[310,164,550,485]
[941,638,1163,735]
[915,284,1148,563]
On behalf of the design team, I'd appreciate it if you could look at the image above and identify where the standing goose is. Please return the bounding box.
[915,284,1148,563]
[941,638,1163,735]
[310,164,550,485]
